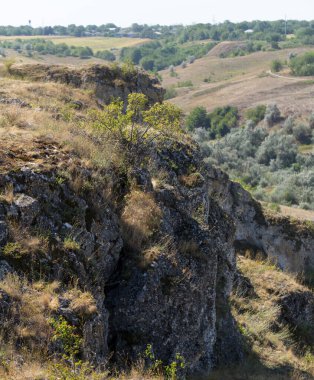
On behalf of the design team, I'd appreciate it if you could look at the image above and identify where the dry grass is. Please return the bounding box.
[160,44,314,115]
[178,240,208,261]
[4,221,49,260]
[0,274,58,347]
[209,257,314,380]
[121,190,162,252]
[64,288,97,317]
[0,183,14,204]
[179,172,204,188]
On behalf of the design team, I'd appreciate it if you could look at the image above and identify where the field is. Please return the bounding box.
[160,42,314,115]
[0,35,150,67]
[0,35,151,51]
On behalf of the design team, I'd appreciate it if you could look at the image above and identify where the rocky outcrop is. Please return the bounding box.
[0,138,241,376]
[0,143,122,363]
[107,141,242,376]
[207,167,314,274]
[10,63,164,105]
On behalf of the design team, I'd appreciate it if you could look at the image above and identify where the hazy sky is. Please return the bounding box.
[2,0,314,27]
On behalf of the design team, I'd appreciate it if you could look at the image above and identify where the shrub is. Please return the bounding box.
[290,52,314,76]
[292,124,312,144]
[245,105,266,125]
[208,106,239,138]
[264,104,281,126]
[271,60,283,73]
[95,50,116,61]
[50,316,82,358]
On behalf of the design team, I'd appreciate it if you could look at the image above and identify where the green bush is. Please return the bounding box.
[208,106,239,138]
[245,105,266,125]
[290,52,314,76]
[95,50,116,61]
[271,59,283,72]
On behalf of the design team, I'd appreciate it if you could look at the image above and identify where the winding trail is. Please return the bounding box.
[267,70,314,81]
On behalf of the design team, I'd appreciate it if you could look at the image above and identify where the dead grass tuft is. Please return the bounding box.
[64,288,97,317]
[0,183,14,204]
[179,172,204,188]
[216,257,314,380]
[178,240,208,261]
[121,190,162,252]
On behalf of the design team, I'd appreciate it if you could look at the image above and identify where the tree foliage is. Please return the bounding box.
[88,94,183,157]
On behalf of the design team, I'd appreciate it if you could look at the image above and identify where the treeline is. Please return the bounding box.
[2,20,314,41]
[176,20,314,43]
[0,24,179,39]
[120,40,215,71]
[0,39,116,60]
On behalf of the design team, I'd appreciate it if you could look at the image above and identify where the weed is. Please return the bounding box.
[2,242,26,260]
[144,344,185,380]
[63,237,80,251]
[50,316,82,359]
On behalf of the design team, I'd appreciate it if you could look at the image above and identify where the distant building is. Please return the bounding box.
[244,29,254,34]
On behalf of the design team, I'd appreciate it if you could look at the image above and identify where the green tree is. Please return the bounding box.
[185,106,209,131]
[88,93,182,158]
[130,48,142,64]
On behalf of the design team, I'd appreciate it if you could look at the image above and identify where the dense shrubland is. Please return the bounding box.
[190,105,314,209]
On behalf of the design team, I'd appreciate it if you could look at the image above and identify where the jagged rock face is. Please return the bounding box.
[0,149,122,363]
[106,141,242,376]
[10,64,164,105]
[207,166,314,274]
[0,139,241,376]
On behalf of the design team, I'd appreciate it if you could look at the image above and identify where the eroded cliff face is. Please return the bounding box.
[10,63,164,105]
[0,137,241,376]
[207,167,314,274]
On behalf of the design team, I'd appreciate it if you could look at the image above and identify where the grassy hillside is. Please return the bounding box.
[160,43,314,114]
[209,256,314,380]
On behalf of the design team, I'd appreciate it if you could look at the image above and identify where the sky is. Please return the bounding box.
[1,0,314,27]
